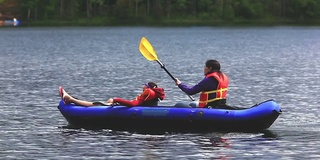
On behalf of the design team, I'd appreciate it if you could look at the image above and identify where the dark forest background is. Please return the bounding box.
[1,0,320,26]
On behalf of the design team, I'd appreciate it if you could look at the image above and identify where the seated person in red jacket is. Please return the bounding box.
[59,82,165,107]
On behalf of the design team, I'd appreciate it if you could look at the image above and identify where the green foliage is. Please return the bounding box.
[2,0,319,26]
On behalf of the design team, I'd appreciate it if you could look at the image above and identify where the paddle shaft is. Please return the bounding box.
[139,37,195,101]
[156,60,175,80]
[156,60,195,101]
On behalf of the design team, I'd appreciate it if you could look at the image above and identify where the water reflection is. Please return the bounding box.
[261,130,279,139]
[197,130,280,159]
[55,127,289,159]
[209,137,231,148]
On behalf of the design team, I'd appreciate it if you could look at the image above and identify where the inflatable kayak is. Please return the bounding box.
[58,99,281,133]
[0,18,20,26]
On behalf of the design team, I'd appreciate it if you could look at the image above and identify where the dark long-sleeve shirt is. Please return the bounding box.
[178,77,218,96]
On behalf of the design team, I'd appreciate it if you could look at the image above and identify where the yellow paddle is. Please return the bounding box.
[139,37,195,101]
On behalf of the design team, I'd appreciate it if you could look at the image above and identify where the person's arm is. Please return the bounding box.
[113,90,149,107]
[178,78,215,95]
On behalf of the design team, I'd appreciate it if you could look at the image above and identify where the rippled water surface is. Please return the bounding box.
[0,27,320,159]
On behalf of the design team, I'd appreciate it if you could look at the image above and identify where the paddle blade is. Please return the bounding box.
[139,37,158,61]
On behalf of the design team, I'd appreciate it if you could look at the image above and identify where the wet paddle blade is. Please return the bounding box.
[139,37,158,61]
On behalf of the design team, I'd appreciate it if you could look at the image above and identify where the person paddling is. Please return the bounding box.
[175,59,231,109]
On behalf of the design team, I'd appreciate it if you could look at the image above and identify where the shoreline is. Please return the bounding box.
[12,18,320,27]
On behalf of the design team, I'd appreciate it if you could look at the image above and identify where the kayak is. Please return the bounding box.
[0,18,20,26]
[57,99,282,133]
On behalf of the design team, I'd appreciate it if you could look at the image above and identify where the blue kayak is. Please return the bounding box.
[58,99,282,133]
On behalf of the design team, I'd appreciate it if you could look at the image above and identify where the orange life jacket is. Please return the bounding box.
[198,72,229,108]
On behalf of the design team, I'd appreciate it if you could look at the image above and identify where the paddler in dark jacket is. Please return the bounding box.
[175,59,231,109]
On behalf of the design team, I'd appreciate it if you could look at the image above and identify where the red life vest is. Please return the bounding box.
[134,88,159,106]
[114,88,165,106]
[137,88,156,101]
[198,72,229,108]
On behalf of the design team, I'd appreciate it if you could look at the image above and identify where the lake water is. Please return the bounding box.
[0,26,320,159]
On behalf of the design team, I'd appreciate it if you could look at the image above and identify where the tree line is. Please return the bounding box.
[1,0,320,26]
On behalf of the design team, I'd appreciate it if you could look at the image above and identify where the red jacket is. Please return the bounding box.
[113,88,165,107]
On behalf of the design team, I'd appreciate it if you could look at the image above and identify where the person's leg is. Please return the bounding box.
[64,91,95,106]
[59,86,95,106]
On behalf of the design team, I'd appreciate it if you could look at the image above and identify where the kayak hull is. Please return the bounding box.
[58,99,281,133]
